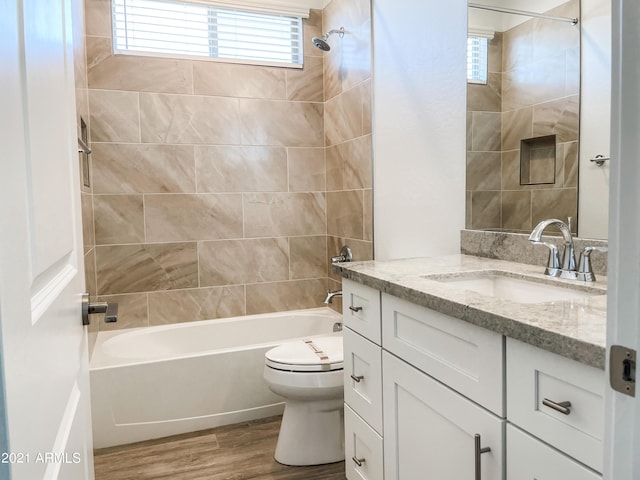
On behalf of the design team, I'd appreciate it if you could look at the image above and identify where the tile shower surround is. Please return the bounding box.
[466,0,580,233]
[82,0,373,330]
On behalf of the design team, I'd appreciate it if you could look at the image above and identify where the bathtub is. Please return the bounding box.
[89,307,342,449]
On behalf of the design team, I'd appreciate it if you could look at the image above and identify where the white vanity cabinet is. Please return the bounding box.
[343,280,383,480]
[341,278,605,480]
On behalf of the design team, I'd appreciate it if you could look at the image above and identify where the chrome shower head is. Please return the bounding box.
[311,27,344,51]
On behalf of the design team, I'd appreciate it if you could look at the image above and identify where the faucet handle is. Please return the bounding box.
[577,246,608,282]
[531,241,561,277]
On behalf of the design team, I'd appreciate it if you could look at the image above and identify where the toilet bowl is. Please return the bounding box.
[263,335,344,466]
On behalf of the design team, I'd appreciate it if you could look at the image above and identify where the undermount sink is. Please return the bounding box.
[423,270,603,304]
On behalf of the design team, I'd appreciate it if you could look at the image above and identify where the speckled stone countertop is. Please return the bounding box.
[334,255,608,369]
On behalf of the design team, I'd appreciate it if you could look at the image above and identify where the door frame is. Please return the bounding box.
[604,0,640,478]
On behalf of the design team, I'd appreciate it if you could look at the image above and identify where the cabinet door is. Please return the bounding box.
[383,352,504,480]
[507,425,601,479]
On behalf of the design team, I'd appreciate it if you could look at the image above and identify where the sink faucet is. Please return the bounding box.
[323,290,342,304]
[528,218,577,279]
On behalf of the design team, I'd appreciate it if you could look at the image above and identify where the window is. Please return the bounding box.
[467,35,488,84]
[112,0,304,68]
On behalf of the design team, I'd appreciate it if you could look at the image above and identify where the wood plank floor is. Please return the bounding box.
[94,416,347,480]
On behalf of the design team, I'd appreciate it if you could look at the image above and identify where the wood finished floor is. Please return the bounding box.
[93,416,347,480]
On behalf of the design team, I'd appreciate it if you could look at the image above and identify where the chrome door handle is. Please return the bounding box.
[350,374,364,383]
[349,306,363,312]
[82,293,118,325]
[542,398,572,415]
[474,434,491,480]
[352,456,366,467]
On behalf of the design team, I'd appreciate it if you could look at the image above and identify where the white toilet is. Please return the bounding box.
[263,335,344,466]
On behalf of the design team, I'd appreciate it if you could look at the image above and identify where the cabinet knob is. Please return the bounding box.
[352,456,366,467]
[542,398,572,415]
[349,306,363,312]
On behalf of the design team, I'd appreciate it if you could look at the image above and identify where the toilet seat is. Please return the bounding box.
[265,336,343,372]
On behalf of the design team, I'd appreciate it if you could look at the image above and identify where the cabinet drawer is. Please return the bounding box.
[507,425,601,479]
[343,279,381,345]
[382,293,504,415]
[344,327,383,434]
[507,339,604,472]
[345,404,383,480]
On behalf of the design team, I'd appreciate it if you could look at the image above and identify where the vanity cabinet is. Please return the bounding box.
[341,278,605,480]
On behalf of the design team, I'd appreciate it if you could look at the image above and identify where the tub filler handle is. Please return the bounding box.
[82,293,119,325]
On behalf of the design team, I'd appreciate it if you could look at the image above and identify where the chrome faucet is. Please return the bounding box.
[323,290,342,304]
[528,218,577,279]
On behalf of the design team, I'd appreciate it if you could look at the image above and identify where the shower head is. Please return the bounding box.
[311,27,344,51]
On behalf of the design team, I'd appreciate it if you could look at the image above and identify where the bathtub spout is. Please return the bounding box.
[323,290,342,304]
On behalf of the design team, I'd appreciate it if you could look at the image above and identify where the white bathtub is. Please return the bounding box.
[89,307,342,448]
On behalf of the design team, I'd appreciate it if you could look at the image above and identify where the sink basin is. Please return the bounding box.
[423,271,602,304]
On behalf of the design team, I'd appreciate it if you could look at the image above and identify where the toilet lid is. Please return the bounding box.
[265,336,343,372]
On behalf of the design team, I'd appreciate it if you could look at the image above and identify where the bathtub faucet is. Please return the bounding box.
[323,290,342,304]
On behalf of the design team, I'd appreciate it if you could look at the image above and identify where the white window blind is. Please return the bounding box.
[112,0,304,68]
[467,36,488,84]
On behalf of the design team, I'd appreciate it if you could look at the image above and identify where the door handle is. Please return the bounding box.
[82,293,118,325]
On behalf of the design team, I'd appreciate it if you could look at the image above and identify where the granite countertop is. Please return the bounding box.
[334,254,608,369]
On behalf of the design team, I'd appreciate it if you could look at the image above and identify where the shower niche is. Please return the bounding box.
[520,135,556,186]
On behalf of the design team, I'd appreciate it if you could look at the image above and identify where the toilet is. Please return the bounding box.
[263,335,344,466]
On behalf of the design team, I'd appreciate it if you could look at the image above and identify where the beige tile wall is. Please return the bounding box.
[467,0,580,234]
[323,0,374,303]
[82,0,373,329]
[72,0,100,355]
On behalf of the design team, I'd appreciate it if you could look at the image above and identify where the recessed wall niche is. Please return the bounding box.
[520,135,556,185]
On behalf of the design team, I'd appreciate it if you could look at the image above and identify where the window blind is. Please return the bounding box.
[467,36,488,84]
[112,0,304,68]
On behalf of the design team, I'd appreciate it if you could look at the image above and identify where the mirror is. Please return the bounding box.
[466,0,610,239]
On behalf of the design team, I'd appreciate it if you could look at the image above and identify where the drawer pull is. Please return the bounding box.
[542,398,572,415]
[474,434,491,480]
[350,374,364,383]
[352,456,366,467]
[349,306,363,312]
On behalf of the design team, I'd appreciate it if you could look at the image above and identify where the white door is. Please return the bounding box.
[382,352,503,480]
[0,0,94,479]
[604,0,640,479]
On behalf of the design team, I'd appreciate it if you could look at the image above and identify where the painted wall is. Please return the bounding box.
[372,0,467,260]
[82,0,372,330]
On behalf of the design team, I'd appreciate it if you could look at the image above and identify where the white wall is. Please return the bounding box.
[372,0,467,260]
[578,0,611,240]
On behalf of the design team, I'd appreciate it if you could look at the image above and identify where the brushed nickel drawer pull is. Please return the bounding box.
[474,434,491,480]
[542,398,572,415]
[349,306,363,312]
[352,456,366,467]
[350,374,364,383]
